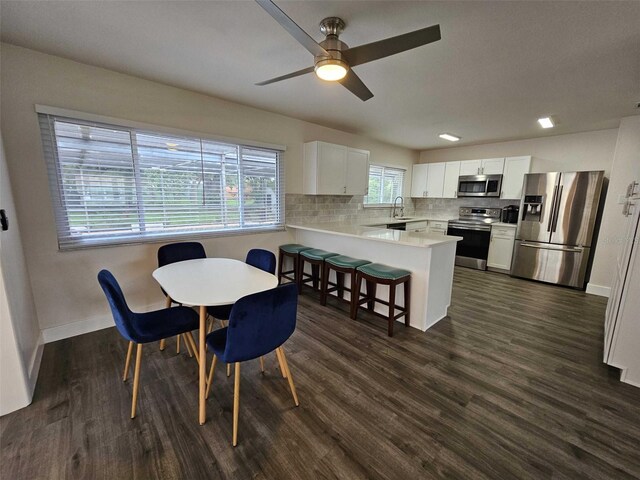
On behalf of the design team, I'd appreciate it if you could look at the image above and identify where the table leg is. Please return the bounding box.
[199,305,206,425]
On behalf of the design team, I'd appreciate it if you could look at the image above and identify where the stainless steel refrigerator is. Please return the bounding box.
[511,170,604,288]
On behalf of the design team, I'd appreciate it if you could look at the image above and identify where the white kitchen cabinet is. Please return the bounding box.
[487,225,516,272]
[428,220,448,235]
[459,158,505,176]
[411,164,429,197]
[443,161,460,198]
[501,156,531,199]
[459,159,482,176]
[481,158,505,175]
[412,162,446,198]
[346,148,370,195]
[303,141,369,195]
[426,163,446,198]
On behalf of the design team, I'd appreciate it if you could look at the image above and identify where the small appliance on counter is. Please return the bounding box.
[502,205,519,224]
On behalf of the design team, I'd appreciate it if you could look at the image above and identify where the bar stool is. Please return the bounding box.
[321,255,371,308]
[298,248,339,293]
[278,244,311,287]
[351,263,411,337]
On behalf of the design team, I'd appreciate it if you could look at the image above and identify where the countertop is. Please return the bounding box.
[286,222,462,248]
[363,216,453,226]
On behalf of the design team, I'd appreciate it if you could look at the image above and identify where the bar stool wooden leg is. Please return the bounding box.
[320,262,329,305]
[388,281,397,337]
[311,264,320,290]
[336,272,345,299]
[277,249,285,285]
[404,277,411,327]
[351,273,364,319]
[366,280,377,312]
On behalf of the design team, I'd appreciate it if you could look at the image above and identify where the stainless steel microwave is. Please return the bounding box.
[457,174,503,197]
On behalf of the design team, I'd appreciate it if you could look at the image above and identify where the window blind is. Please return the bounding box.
[365,165,405,205]
[38,114,285,249]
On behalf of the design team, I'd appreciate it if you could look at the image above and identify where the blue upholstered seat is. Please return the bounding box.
[98,269,199,344]
[98,269,200,419]
[206,283,298,363]
[207,249,276,320]
[204,282,300,446]
[158,241,206,267]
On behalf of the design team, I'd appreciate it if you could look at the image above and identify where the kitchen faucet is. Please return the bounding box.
[392,196,404,219]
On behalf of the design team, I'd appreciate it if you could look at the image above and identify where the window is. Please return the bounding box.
[38,113,284,249]
[364,165,405,205]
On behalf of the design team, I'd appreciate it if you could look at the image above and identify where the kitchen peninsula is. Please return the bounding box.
[287,222,461,331]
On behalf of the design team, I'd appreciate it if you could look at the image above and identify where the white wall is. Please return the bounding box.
[0,43,417,337]
[589,116,640,295]
[0,133,43,415]
[419,129,621,291]
[419,129,618,175]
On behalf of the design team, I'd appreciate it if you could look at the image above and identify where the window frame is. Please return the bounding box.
[36,106,286,250]
[364,164,406,207]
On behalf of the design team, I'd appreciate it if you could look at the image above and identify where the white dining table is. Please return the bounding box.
[152,257,279,425]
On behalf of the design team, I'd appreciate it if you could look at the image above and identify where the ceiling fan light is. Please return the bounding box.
[315,59,348,81]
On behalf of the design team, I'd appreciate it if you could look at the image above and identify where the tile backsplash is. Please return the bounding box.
[285,194,518,224]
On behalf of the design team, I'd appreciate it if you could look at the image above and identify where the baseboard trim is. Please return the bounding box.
[41,301,164,343]
[586,283,611,297]
[620,368,640,389]
[27,338,44,396]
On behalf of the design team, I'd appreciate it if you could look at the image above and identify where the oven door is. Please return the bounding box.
[447,224,492,270]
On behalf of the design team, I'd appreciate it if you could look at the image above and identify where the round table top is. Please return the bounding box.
[152,258,279,306]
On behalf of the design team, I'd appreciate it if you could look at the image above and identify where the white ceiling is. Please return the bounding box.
[1,1,639,150]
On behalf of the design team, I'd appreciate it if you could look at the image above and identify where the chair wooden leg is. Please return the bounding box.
[131,344,143,419]
[185,332,200,366]
[183,334,194,358]
[123,340,134,382]
[233,362,241,447]
[227,363,231,377]
[275,348,287,378]
[176,334,181,354]
[259,356,265,373]
[160,295,172,351]
[206,355,217,399]
[278,347,299,407]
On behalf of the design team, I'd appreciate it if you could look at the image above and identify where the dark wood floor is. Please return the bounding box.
[2,267,640,479]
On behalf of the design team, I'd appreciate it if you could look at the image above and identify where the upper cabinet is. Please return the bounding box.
[501,156,532,199]
[411,164,429,197]
[303,141,369,195]
[443,161,460,198]
[411,162,446,198]
[459,158,505,176]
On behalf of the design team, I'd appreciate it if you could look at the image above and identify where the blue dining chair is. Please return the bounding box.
[157,241,206,355]
[205,283,299,446]
[207,248,277,376]
[97,269,200,419]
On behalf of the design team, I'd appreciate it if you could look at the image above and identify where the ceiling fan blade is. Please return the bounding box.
[342,24,441,67]
[255,66,315,86]
[338,70,374,101]
[255,0,329,58]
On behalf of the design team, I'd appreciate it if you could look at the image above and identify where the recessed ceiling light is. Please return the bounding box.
[439,133,461,142]
[537,117,554,129]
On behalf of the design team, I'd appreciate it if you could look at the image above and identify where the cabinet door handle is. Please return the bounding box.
[343,186,346,194]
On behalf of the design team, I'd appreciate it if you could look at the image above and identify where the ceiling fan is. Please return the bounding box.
[254,0,441,101]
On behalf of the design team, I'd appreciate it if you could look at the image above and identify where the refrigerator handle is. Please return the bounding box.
[552,185,563,232]
[547,185,559,232]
